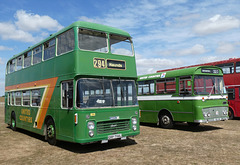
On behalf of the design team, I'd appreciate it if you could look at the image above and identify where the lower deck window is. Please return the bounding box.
[22,90,30,106]
[15,92,21,105]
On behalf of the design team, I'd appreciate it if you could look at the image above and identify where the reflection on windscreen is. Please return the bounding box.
[194,76,227,95]
[76,78,137,108]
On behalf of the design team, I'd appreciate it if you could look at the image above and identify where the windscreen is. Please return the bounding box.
[78,28,108,53]
[194,76,227,95]
[110,34,133,56]
[76,78,137,108]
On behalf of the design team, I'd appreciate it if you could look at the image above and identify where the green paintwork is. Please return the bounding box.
[5,21,139,144]
[138,66,229,124]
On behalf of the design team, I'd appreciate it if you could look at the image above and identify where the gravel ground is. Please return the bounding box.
[1,106,240,165]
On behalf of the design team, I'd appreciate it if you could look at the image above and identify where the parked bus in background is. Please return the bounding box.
[157,58,240,119]
[137,66,228,128]
[5,21,139,145]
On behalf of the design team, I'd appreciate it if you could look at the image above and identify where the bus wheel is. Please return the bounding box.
[228,108,234,120]
[159,113,174,129]
[11,112,17,131]
[187,122,200,127]
[46,119,57,145]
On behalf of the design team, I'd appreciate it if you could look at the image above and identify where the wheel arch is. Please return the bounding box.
[228,106,235,119]
[158,109,174,123]
[43,115,55,138]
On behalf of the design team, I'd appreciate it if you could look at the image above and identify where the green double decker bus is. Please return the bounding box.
[137,66,228,128]
[5,21,139,145]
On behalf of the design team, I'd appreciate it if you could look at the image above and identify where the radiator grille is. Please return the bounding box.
[97,119,130,134]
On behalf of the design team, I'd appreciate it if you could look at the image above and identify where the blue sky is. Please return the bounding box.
[0,0,240,95]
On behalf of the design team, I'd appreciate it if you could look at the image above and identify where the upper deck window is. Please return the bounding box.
[236,62,240,73]
[9,59,16,73]
[57,29,75,55]
[16,56,23,71]
[110,34,133,56]
[44,39,56,60]
[78,28,108,53]
[24,51,32,68]
[216,63,234,74]
[33,46,42,64]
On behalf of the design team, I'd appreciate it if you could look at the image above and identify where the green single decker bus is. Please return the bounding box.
[5,21,140,145]
[137,66,229,128]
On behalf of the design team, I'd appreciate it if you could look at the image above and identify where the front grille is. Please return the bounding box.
[97,119,130,134]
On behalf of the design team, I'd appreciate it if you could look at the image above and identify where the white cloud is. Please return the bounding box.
[0,45,13,51]
[136,55,183,75]
[178,44,206,56]
[0,22,35,42]
[216,43,235,54]
[198,56,228,64]
[15,10,63,32]
[79,16,99,23]
[194,14,240,35]
[0,10,63,43]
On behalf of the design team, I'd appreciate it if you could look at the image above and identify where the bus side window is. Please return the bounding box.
[179,77,192,96]
[156,78,176,94]
[24,51,32,68]
[33,46,42,65]
[16,55,23,71]
[44,39,56,61]
[216,63,234,74]
[138,80,154,95]
[9,59,16,73]
[62,81,73,109]
[32,89,42,106]
[227,88,235,100]
[236,62,240,73]
[57,29,75,55]
[8,93,11,105]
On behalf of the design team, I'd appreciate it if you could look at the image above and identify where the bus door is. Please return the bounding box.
[59,81,74,139]
[177,76,193,121]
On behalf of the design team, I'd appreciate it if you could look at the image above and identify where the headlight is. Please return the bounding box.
[132,117,137,125]
[223,110,228,115]
[132,125,137,131]
[89,130,94,137]
[88,121,95,130]
[203,112,211,117]
[203,112,207,117]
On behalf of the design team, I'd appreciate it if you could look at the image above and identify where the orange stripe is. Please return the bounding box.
[5,77,58,129]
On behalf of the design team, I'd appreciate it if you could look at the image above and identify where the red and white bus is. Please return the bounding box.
[157,58,240,119]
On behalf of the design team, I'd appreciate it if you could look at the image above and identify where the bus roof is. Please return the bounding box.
[138,66,223,81]
[9,21,131,61]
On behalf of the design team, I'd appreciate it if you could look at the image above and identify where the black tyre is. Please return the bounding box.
[11,112,17,131]
[46,119,57,145]
[187,122,200,127]
[228,108,234,120]
[159,113,174,129]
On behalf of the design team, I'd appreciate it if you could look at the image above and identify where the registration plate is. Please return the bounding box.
[108,134,122,140]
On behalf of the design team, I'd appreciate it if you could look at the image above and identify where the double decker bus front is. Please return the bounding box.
[193,72,229,123]
[72,22,140,144]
